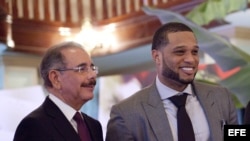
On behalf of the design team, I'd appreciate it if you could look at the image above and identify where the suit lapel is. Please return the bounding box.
[44,97,80,141]
[192,82,223,141]
[142,84,174,141]
[82,114,100,141]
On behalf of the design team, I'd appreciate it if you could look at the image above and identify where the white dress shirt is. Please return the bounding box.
[156,76,210,141]
[49,94,79,132]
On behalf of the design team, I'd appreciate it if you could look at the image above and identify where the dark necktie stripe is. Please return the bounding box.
[169,93,195,141]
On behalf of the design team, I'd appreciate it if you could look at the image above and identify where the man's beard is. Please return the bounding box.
[162,59,195,84]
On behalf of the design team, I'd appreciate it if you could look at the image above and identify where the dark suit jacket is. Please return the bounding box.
[13,97,103,141]
[244,101,250,124]
[106,81,238,141]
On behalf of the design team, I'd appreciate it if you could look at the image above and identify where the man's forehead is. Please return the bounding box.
[62,48,91,62]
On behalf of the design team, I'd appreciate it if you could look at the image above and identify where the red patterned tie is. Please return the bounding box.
[73,112,92,141]
[169,93,195,141]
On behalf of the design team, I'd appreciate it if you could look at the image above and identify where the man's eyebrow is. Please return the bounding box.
[174,45,199,49]
[76,63,87,67]
[76,63,95,67]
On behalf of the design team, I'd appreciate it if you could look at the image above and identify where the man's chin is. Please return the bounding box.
[180,78,194,84]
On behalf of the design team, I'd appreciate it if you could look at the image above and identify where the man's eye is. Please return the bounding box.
[192,50,199,55]
[174,50,185,55]
[79,66,86,71]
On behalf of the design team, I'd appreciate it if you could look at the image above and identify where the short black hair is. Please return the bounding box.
[151,22,194,50]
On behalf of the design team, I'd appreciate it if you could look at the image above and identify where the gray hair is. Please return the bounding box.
[39,41,84,88]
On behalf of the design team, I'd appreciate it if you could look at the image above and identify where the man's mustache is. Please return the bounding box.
[81,80,96,87]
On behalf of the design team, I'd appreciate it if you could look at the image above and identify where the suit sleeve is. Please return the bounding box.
[105,105,134,141]
[224,88,238,125]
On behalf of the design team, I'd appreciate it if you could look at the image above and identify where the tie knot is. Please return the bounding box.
[169,93,187,108]
[73,112,82,123]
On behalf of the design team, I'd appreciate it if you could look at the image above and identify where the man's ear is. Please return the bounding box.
[152,50,161,64]
[49,70,61,89]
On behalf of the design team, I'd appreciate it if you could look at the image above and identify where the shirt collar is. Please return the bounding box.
[156,76,193,100]
[48,94,77,121]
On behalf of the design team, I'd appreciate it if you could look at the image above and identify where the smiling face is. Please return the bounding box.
[152,31,199,91]
[48,47,97,110]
